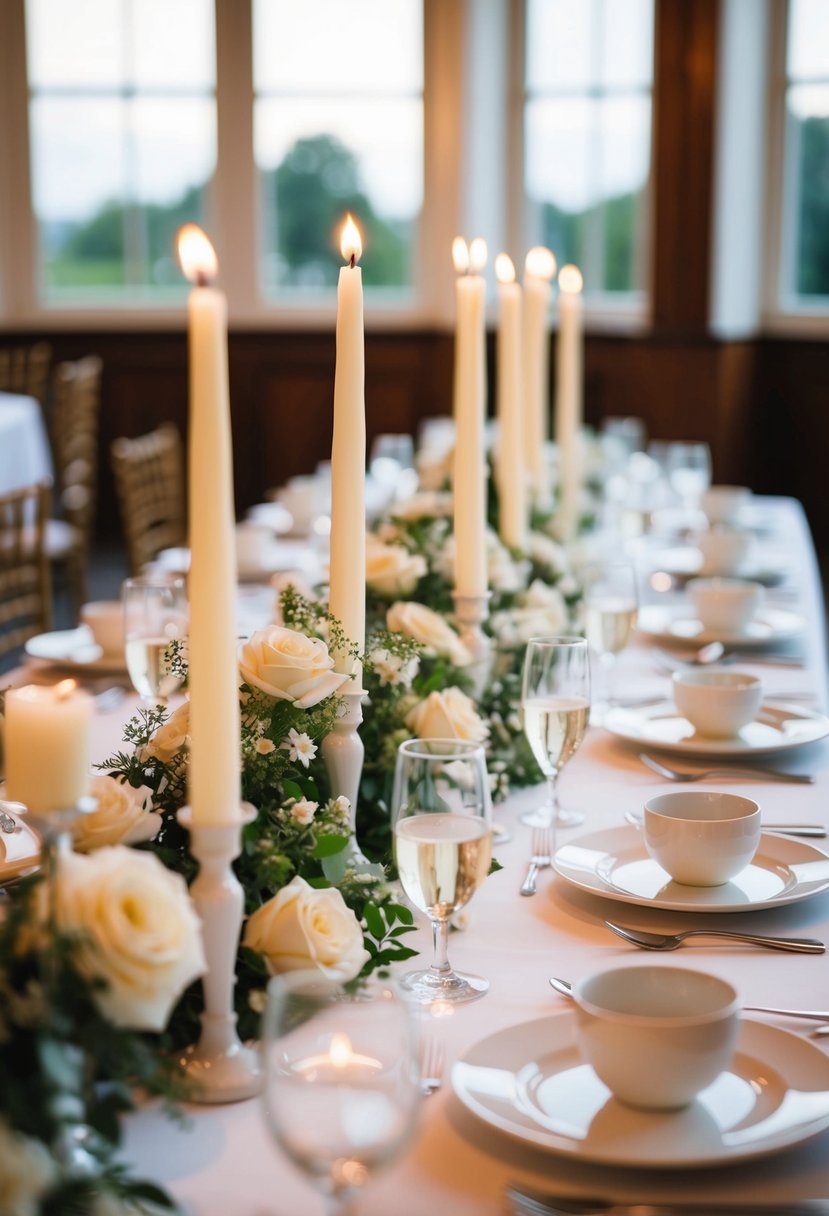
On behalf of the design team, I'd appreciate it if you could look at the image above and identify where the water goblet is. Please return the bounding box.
[582,560,638,719]
[122,575,188,704]
[392,738,492,1006]
[666,441,712,512]
[261,972,420,1215]
[519,636,591,831]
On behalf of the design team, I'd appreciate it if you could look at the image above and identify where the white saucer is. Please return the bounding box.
[0,815,40,885]
[603,700,829,757]
[648,548,790,588]
[636,605,805,648]
[25,626,127,673]
[452,1012,829,1167]
[553,825,829,912]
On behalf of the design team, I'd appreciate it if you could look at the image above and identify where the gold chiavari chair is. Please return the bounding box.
[110,423,186,576]
[0,341,53,412]
[0,481,53,662]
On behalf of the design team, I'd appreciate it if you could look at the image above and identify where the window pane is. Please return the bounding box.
[600,0,654,89]
[133,0,215,90]
[256,98,422,291]
[598,96,650,291]
[26,0,122,88]
[788,0,829,79]
[788,85,829,297]
[254,0,422,94]
[526,0,592,92]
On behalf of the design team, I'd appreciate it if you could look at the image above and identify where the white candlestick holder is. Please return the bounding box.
[321,688,382,879]
[452,591,493,701]
[177,803,262,1103]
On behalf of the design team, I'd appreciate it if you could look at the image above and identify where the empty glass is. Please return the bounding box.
[582,561,639,717]
[666,442,712,511]
[122,576,187,704]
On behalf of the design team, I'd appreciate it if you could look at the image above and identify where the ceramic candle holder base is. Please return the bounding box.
[452,592,493,701]
[321,688,382,879]
[177,804,262,1103]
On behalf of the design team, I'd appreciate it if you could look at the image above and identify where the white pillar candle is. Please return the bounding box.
[5,680,92,813]
[177,225,241,826]
[328,214,366,687]
[555,263,584,542]
[522,246,556,511]
[494,253,526,551]
[452,236,488,598]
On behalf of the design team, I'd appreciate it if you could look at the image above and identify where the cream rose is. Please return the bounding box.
[55,847,205,1032]
[73,775,162,853]
[239,626,349,709]
[141,700,190,763]
[405,687,488,743]
[391,490,454,522]
[243,876,369,982]
[365,541,427,598]
[491,599,569,649]
[386,601,470,667]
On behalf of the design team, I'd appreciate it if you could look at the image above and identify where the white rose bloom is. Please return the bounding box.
[73,774,162,853]
[391,490,454,522]
[239,626,349,709]
[405,687,488,743]
[387,601,471,667]
[365,541,427,598]
[141,700,190,763]
[243,875,369,982]
[0,1119,56,1216]
[526,532,568,575]
[522,578,568,611]
[492,600,569,649]
[55,847,205,1032]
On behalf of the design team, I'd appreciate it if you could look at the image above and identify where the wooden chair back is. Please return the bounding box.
[0,481,52,660]
[0,341,53,410]
[110,423,186,575]
[50,355,103,608]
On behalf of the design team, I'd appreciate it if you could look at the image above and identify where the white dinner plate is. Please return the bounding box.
[636,605,805,648]
[0,815,40,885]
[553,825,829,912]
[452,1012,829,1168]
[25,626,127,673]
[154,542,319,583]
[647,547,791,588]
[603,700,829,757]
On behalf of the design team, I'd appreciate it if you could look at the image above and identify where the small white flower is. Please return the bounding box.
[290,797,319,825]
[255,737,276,755]
[248,988,267,1014]
[334,796,351,815]
[280,727,318,768]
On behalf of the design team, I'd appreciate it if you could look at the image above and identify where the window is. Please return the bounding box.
[26,0,216,302]
[252,0,423,298]
[522,0,654,303]
[777,0,829,308]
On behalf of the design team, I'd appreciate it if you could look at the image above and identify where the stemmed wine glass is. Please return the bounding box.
[666,441,712,512]
[392,738,492,1006]
[582,561,638,719]
[122,576,188,704]
[261,972,420,1215]
[520,636,591,831]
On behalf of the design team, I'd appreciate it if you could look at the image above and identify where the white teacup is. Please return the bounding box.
[672,668,763,738]
[688,577,764,634]
[80,600,124,657]
[643,790,762,886]
[701,485,751,526]
[573,965,740,1110]
[235,522,271,569]
[693,527,753,576]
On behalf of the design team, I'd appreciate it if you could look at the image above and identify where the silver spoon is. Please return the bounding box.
[604,919,825,954]
[656,644,804,671]
[550,976,829,1021]
[624,809,827,838]
[639,752,815,785]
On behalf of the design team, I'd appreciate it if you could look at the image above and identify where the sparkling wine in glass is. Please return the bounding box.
[123,576,188,704]
[392,738,492,1006]
[261,972,420,1216]
[520,636,591,831]
[582,561,638,718]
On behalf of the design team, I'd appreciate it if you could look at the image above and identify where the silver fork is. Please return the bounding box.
[639,752,815,785]
[418,1035,444,1096]
[520,826,554,897]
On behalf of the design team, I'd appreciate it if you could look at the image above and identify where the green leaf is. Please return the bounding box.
[362,902,385,939]
[311,833,349,858]
[386,902,414,925]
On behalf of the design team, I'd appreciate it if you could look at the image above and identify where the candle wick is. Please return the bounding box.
[195,269,209,288]
[350,252,356,270]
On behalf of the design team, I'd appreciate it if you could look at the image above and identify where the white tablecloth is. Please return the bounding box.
[22,497,829,1215]
[0,391,53,495]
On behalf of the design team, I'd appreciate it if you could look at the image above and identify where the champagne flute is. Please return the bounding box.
[582,561,638,719]
[520,636,591,830]
[392,739,492,1006]
[122,576,188,704]
[261,972,420,1216]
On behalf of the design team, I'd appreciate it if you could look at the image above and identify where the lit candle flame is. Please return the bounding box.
[55,679,77,701]
[177,224,219,286]
[525,246,557,282]
[340,214,362,266]
[495,253,515,285]
[559,264,583,294]
[469,237,487,273]
[329,1033,353,1068]
[452,236,469,274]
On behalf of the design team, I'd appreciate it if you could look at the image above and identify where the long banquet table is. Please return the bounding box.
[0,390,53,495]
[18,497,829,1215]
